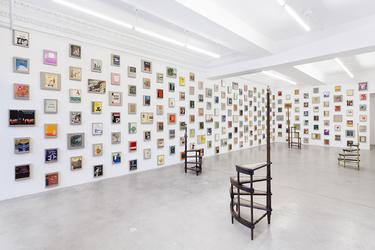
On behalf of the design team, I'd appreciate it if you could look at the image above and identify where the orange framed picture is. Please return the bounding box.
[44,123,57,138]
[168,113,176,124]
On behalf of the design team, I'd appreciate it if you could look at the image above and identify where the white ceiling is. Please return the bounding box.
[11,0,375,85]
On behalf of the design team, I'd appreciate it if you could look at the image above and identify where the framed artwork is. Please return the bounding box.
[44,99,58,114]
[128,122,137,134]
[13,57,30,74]
[9,109,35,126]
[92,101,103,114]
[141,112,153,124]
[313,87,319,94]
[359,104,367,111]
[45,172,59,187]
[128,103,137,114]
[91,59,102,73]
[157,155,165,166]
[359,136,367,143]
[312,97,320,104]
[111,73,121,85]
[111,132,121,144]
[70,156,82,170]
[67,133,85,149]
[144,131,151,141]
[43,50,57,66]
[92,123,103,136]
[189,72,195,81]
[129,160,137,171]
[69,89,82,103]
[333,95,343,103]
[88,79,106,94]
[169,129,175,139]
[141,60,152,73]
[15,164,30,180]
[143,95,151,106]
[189,86,195,95]
[169,82,175,92]
[179,92,185,101]
[69,44,81,58]
[143,78,151,89]
[14,137,30,154]
[13,83,30,100]
[198,81,204,90]
[109,91,122,106]
[346,130,355,137]
[156,73,163,83]
[156,105,163,115]
[358,82,368,91]
[168,98,175,108]
[45,123,58,138]
[94,165,103,177]
[112,112,121,124]
[168,113,176,124]
[13,29,29,47]
[359,125,367,132]
[157,138,164,148]
[128,85,137,96]
[360,115,367,122]
[157,122,164,132]
[128,66,136,78]
[70,111,82,125]
[346,89,354,96]
[170,145,176,155]
[166,67,177,78]
[93,143,103,156]
[157,89,163,98]
[197,135,206,144]
[129,141,137,152]
[112,152,121,164]
[69,67,82,81]
[334,85,341,92]
[45,148,58,163]
[40,72,61,91]
[179,77,185,86]
[180,107,186,115]
[360,94,367,101]
[143,148,151,160]
[111,54,120,66]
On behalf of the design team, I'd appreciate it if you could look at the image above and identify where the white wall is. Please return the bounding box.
[275,82,370,150]
[0,27,274,201]
[371,94,375,145]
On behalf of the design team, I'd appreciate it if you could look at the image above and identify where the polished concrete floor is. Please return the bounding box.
[1,143,375,250]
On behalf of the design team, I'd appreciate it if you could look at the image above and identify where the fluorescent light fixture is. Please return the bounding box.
[186,44,220,58]
[136,27,220,58]
[53,0,133,29]
[262,71,297,85]
[277,0,311,32]
[334,58,354,78]
[135,27,185,47]
[53,0,221,58]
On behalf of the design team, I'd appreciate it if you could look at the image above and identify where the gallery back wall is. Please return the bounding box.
[0,27,274,201]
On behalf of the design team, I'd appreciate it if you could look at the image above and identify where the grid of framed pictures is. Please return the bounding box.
[9,28,279,195]
[276,83,369,148]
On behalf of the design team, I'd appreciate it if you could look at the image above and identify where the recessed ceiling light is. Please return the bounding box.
[277,0,311,32]
[262,71,297,85]
[53,0,221,59]
[334,58,354,78]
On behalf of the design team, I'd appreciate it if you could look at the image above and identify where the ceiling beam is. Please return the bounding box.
[206,20,375,79]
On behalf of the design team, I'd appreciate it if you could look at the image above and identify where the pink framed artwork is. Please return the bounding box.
[43,50,57,66]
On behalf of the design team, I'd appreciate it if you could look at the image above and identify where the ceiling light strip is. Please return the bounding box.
[334,58,354,78]
[53,0,133,29]
[262,71,297,85]
[53,0,220,58]
[277,0,311,32]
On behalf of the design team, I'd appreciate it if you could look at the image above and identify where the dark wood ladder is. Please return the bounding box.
[184,126,203,175]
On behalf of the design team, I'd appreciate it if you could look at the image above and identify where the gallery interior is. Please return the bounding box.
[1,0,375,249]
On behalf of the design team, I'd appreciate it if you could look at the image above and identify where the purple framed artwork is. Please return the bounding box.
[358,82,368,91]
[43,50,57,66]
